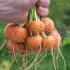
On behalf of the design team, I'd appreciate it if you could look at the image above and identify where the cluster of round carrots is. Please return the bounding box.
[3,4,66,70]
[4,17,61,55]
[3,4,61,55]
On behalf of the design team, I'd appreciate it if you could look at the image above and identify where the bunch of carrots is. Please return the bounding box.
[4,5,61,55]
[3,3,67,70]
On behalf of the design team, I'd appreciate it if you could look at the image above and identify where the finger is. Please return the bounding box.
[37,6,49,17]
[37,0,50,8]
[16,0,38,10]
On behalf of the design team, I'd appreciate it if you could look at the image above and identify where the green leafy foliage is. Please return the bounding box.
[49,0,70,28]
[62,31,70,47]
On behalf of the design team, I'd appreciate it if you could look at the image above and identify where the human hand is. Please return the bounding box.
[0,0,50,23]
[0,0,38,23]
[37,0,50,17]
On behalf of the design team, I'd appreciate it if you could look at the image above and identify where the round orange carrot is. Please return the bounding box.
[29,20,45,34]
[4,23,28,42]
[41,17,54,34]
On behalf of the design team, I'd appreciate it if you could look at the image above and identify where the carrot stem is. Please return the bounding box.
[41,32,47,39]
[18,18,28,27]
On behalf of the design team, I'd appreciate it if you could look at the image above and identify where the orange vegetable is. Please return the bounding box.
[4,23,28,42]
[41,17,54,34]
[6,40,29,55]
[50,29,62,48]
[26,34,42,50]
[29,20,45,34]
[42,36,55,50]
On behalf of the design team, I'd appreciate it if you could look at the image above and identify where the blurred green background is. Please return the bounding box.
[0,0,70,70]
